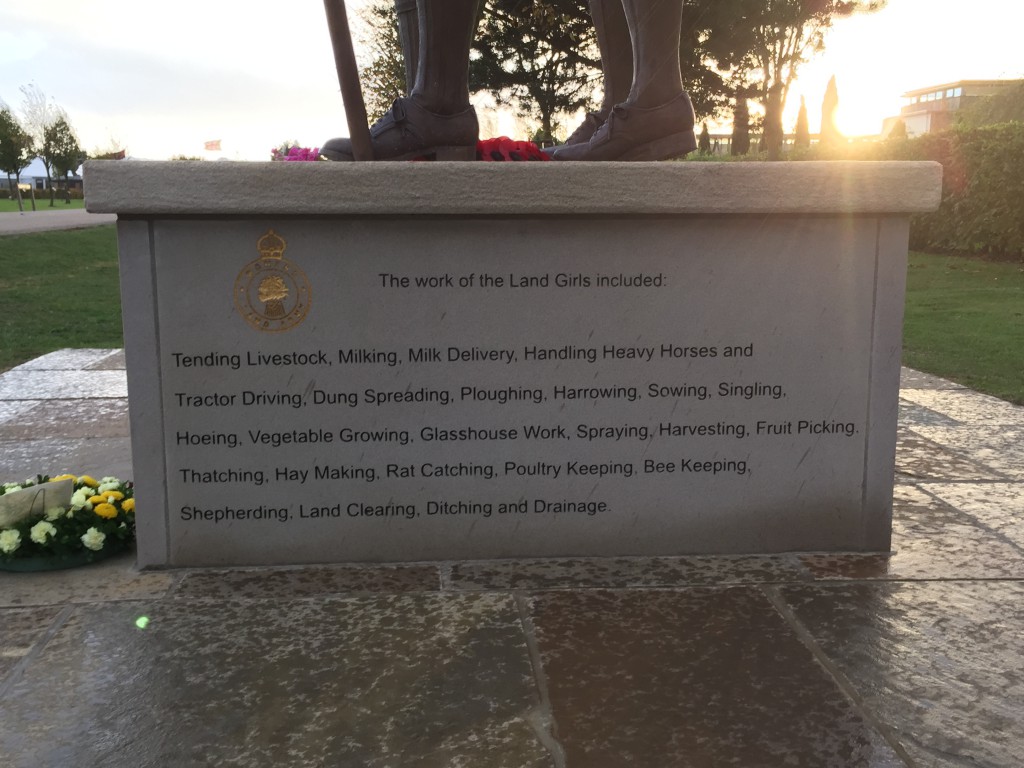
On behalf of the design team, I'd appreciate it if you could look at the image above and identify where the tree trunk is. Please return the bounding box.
[763,85,784,161]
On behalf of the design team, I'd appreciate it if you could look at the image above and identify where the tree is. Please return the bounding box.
[19,84,65,194]
[41,116,83,205]
[794,95,810,147]
[731,97,750,155]
[0,106,35,212]
[702,0,883,159]
[886,118,907,140]
[357,1,407,122]
[470,0,600,144]
[819,74,842,147]
[957,80,1024,128]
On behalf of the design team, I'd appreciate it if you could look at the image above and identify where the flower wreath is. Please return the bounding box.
[0,475,135,563]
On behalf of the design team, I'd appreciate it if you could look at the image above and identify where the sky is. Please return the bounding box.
[1,0,1022,160]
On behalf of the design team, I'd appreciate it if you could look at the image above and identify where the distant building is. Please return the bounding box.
[882,79,1024,137]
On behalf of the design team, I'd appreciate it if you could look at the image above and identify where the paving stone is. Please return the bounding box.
[86,349,125,371]
[0,606,62,680]
[173,563,441,598]
[10,349,121,372]
[899,388,1024,424]
[779,581,1024,767]
[0,370,127,400]
[0,401,39,427]
[910,425,1024,480]
[528,588,904,767]
[0,399,129,439]
[450,554,811,590]
[898,401,961,429]
[0,594,552,768]
[0,437,133,482]
[895,427,1004,482]
[801,486,1024,580]
[0,551,174,608]
[899,368,965,390]
[922,483,1024,550]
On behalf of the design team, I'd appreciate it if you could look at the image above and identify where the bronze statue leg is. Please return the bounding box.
[411,0,478,114]
[394,0,419,94]
[621,0,684,108]
[321,0,479,161]
[551,0,633,149]
[548,0,696,160]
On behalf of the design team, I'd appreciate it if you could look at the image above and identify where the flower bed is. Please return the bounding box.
[0,475,135,571]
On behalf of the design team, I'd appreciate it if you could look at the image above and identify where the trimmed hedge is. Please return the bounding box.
[878,123,1024,258]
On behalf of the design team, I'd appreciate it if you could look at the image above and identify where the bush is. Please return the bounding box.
[881,123,1024,258]
[787,123,1024,258]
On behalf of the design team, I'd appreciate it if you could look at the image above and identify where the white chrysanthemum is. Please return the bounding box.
[81,527,106,551]
[98,482,120,494]
[0,529,21,554]
[2,483,23,493]
[45,506,65,521]
[70,488,91,510]
[30,520,57,545]
[100,476,120,485]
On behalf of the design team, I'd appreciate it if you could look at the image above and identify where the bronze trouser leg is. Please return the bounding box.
[394,0,419,94]
[620,0,684,108]
[590,0,633,113]
[412,0,479,113]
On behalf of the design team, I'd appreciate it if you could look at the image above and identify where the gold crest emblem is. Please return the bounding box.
[234,229,311,332]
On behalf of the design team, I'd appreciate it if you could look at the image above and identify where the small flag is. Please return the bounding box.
[204,140,222,151]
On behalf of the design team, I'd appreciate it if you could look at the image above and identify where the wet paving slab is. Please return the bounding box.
[172,563,442,599]
[9,349,124,372]
[909,425,1024,481]
[0,593,552,768]
[528,588,905,766]
[0,398,129,440]
[0,369,128,401]
[777,581,1024,768]
[801,485,1024,581]
[450,554,812,591]
[0,606,63,681]
[894,427,1006,483]
[1,356,1023,765]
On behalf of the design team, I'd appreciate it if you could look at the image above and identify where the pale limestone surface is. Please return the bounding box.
[84,160,942,215]
[81,161,944,565]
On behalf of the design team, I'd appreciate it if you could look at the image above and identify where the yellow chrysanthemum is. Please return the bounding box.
[51,474,77,482]
[122,498,135,513]
[78,475,99,488]
[103,491,125,502]
[94,503,118,519]
[88,495,106,505]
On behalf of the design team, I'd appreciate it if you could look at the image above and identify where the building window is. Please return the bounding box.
[953,87,962,97]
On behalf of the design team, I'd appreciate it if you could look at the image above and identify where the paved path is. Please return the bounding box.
[0,208,116,235]
[2,350,1023,766]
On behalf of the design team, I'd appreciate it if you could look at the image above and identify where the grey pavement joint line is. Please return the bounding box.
[514,591,567,768]
[0,604,74,700]
[760,585,918,768]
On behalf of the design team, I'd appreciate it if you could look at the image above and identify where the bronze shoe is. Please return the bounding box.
[548,93,697,161]
[321,96,479,161]
[541,110,608,158]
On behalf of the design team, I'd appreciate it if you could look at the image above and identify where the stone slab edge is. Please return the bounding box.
[84,160,942,216]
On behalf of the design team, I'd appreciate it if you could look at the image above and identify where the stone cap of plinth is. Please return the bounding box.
[84,160,942,216]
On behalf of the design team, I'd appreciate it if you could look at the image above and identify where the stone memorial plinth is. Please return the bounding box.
[85,160,941,568]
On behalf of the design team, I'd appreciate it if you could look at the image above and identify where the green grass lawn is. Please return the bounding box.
[1,228,1022,404]
[903,251,1024,404]
[0,198,85,213]
[0,226,122,371]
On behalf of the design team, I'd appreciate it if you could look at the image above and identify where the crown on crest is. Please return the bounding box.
[257,229,287,259]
